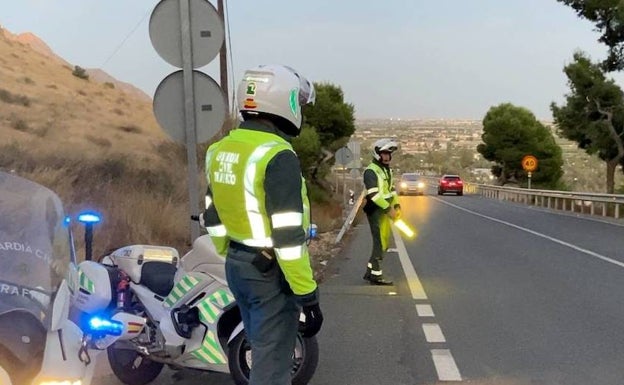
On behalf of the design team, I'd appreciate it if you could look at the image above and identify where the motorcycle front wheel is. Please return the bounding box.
[228,332,319,385]
[107,344,164,385]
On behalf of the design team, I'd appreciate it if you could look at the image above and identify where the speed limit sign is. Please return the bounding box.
[521,155,538,172]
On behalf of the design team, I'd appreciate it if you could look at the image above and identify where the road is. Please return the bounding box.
[93,190,624,385]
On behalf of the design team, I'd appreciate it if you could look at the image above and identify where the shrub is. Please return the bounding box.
[72,65,89,80]
[0,88,31,106]
[117,125,142,134]
[11,119,29,132]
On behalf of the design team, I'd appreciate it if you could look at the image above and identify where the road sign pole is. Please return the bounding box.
[528,171,532,190]
[342,169,346,214]
[180,0,200,241]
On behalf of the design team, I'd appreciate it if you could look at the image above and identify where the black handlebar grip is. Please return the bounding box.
[191,215,199,221]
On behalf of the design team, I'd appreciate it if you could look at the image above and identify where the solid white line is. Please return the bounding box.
[436,199,624,269]
[392,228,428,299]
[416,304,435,317]
[431,349,462,381]
[422,323,446,343]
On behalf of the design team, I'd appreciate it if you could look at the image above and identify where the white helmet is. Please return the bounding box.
[372,138,399,161]
[237,64,316,136]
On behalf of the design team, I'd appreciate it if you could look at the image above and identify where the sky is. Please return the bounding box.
[2,0,624,120]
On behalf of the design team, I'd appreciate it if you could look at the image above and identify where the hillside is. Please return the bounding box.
[0,24,194,256]
[0,25,340,275]
[0,26,165,157]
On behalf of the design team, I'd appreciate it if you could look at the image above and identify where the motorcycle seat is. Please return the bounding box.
[139,261,178,297]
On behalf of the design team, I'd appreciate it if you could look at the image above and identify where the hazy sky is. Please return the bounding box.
[3,0,623,120]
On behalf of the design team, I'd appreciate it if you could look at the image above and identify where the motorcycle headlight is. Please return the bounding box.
[87,316,124,336]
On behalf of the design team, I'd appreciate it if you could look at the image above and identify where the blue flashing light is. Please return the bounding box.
[77,211,102,224]
[88,316,124,336]
[64,216,71,225]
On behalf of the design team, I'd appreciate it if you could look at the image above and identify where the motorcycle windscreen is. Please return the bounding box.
[0,172,74,330]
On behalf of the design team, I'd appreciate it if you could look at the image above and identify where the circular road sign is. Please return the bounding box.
[335,147,354,166]
[153,70,227,144]
[149,0,224,68]
[521,155,538,172]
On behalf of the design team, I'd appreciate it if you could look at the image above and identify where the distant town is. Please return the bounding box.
[350,118,622,192]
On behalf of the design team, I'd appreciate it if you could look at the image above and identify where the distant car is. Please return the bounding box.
[398,173,426,196]
[438,174,463,196]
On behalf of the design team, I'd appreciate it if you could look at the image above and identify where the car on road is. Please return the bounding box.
[438,174,463,196]
[398,172,426,195]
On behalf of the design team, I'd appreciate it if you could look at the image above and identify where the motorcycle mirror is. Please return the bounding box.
[77,210,102,261]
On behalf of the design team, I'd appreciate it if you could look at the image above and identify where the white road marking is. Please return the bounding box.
[416,304,435,317]
[423,323,446,343]
[431,349,463,381]
[436,198,624,269]
[392,228,463,381]
[392,228,428,300]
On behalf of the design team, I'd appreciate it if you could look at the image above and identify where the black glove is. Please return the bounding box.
[300,303,323,338]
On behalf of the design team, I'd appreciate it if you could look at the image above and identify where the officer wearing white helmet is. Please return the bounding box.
[362,138,401,285]
[201,65,322,385]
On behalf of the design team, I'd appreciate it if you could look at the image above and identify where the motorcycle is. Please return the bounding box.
[74,218,319,385]
[0,171,122,385]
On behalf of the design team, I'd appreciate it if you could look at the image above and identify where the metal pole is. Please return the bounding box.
[217,0,229,109]
[528,172,532,190]
[180,0,200,241]
[84,224,93,261]
[342,168,347,212]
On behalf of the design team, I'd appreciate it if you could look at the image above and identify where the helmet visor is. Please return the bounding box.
[299,78,315,106]
[284,66,315,106]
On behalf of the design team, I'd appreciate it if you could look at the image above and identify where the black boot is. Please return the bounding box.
[363,270,371,281]
[369,277,393,286]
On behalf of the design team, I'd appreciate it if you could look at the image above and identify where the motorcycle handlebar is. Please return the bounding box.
[190,215,199,222]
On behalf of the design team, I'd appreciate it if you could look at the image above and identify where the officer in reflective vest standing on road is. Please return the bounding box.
[362,138,401,285]
[200,64,323,385]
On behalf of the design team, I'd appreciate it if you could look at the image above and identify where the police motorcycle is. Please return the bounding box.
[0,171,123,385]
[75,217,320,385]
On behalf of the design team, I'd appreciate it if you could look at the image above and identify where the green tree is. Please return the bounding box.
[477,103,564,187]
[458,148,475,169]
[304,83,355,148]
[292,124,321,179]
[556,0,624,72]
[550,52,624,193]
[302,82,356,186]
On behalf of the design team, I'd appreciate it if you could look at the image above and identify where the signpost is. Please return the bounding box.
[521,155,538,189]
[335,147,354,212]
[150,0,226,241]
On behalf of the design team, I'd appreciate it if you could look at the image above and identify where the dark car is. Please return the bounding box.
[438,174,463,196]
[398,173,426,195]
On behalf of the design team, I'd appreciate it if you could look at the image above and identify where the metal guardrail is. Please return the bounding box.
[333,177,624,246]
[471,184,624,220]
[335,189,365,244]
[420,175,624,219]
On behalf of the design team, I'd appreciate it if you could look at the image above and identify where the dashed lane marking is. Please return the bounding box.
[392,228,462,382]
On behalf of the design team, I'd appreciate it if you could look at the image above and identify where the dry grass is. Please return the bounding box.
[0,27,346,274]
